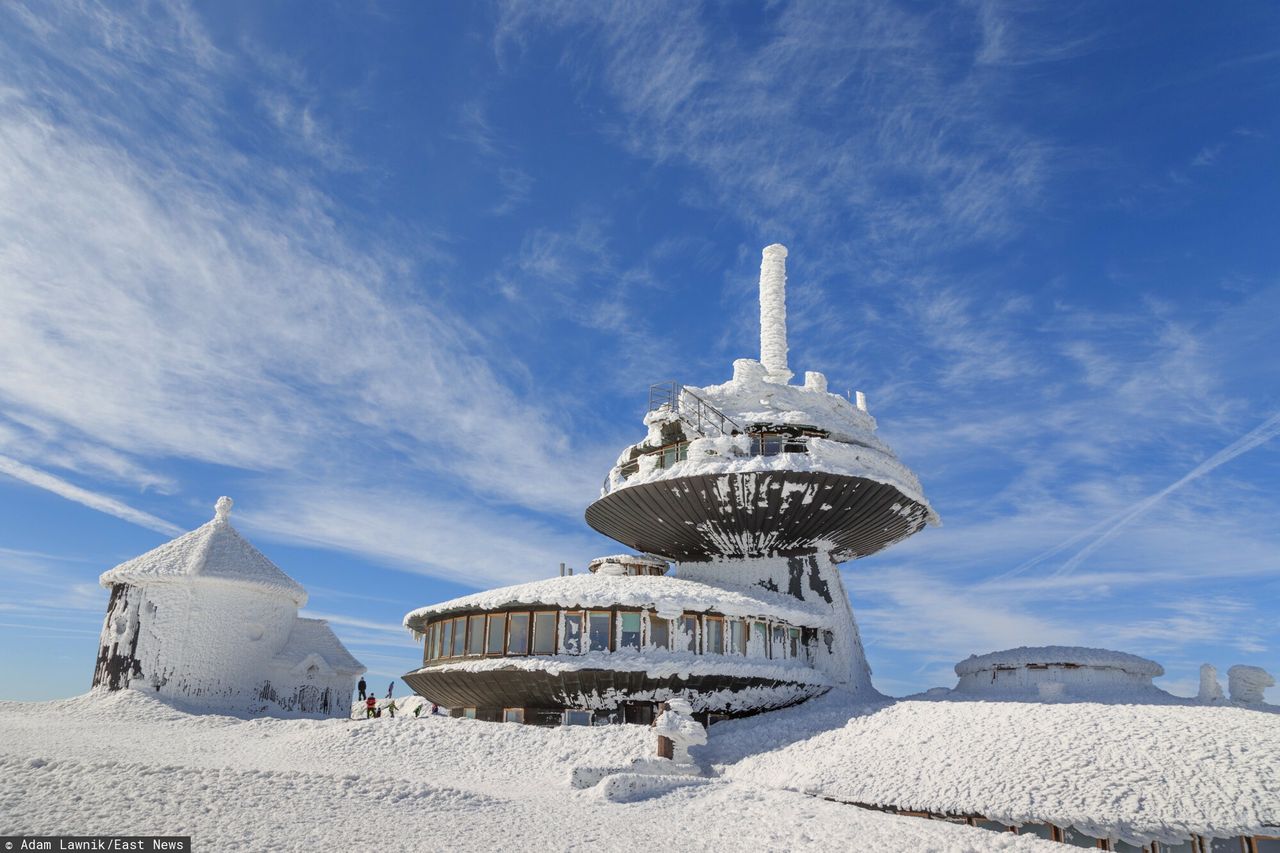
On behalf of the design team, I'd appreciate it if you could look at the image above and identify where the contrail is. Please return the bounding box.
[1052,411,1280,577]
[0,454,181,535]
[984,411,1280,585]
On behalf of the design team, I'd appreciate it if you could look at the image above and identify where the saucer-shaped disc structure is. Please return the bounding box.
[586,470,930,563]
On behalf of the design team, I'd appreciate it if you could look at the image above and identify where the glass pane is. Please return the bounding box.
[1018,824,1054,841]
[463,708,476,719]
[974,820,1012,833]
[789,627,800,658]
[1060,827,1101,848]
[620,612,641,649]
[451,617,466,656]
[503,708,523,723]
[468,616,485,656]
[507,613,529,655]
[563,613,583,654]
[588,612,611,651]
[680,615,699,652]
[649,616,669,650]
[1204,839,1248,853]
[563,710,592,726]
[1254,838,1280,853]
[1157,842,1196,853]
[486,614,504,653]
[772,624,786,658]
[532,612,556,654]
[729,620,745,654]
[440,620,454,658]
[705,619,724,654]
[1109,841,1143,853]
[752,622,768,657]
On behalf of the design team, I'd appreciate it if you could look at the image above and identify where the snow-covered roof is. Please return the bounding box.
[403,573,833,632]
[955,646,1164,678]
[275,618,364,676]
[720,694,1280,847]
[99,497,308,606]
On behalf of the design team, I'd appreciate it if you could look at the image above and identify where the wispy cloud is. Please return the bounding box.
[0,455,180,535]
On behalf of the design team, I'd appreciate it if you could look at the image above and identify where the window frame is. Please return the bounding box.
[506,611,531,656]
[648,612,671,651]
[587,610,612,653]
[680,613,701,654]
[503,707,524,724]
[440,618,455,660]
[451,615,467,657]
[704,615,725,655]
[485,612,506,655]
[618,610,642,651]
[467,614,486,657]
[561,610,585,655]
[531,610,558,655]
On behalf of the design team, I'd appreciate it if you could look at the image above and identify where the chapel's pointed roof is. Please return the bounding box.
[99,496,308,606]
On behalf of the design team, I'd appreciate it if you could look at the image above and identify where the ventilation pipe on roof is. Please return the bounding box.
[855,391,868,413]
[759,244,792,384]
[559,562,565,577]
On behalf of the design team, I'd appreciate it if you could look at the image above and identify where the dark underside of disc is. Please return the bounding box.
[585,471,928,562]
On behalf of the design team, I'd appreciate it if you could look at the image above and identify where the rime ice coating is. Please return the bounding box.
[759,243,792,384]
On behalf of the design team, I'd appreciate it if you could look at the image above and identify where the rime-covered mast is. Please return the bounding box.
[759,243,792,384]
[586,244,937,694]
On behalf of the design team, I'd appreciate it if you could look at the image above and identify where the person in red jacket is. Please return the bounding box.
[365,695,377,719]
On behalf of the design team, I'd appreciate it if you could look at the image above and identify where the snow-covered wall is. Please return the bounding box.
[953,647,1166,698]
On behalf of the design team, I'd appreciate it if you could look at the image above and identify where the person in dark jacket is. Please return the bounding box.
[357,678,366,701]
[365,695,377,719]
[386,682,394,699]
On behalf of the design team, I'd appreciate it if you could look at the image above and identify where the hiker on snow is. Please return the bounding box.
[386,682,394,699]
[365,695,377,719]
[387,700,397,719]
[357,678,366,701]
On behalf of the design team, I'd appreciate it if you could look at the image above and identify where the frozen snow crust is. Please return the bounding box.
[605,361,939,526]
[402,572,833,632]
[0,690,1061,851]
[713,690,1280,848]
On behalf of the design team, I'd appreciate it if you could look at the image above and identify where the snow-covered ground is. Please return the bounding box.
[0,690,1058,851]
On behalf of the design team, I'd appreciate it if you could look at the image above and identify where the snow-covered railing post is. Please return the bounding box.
[654,697,706,766]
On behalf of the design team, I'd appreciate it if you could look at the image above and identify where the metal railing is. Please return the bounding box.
[647,381,743,438]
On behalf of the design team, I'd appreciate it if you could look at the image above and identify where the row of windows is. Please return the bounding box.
[868,805,1278,852]
[422,608,825,665]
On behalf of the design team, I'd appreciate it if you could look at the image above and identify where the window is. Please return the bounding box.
[440,619,454,659]
[503,708,524,723]
[507,612,530,655]
[467,615,485,656]
[789,627,801,659]
[619,612,641,650]
[451,616,466,657]
[729,619,746,655]
[463,708,476,719]
[752,621,768,658]
[974,820,1014,833]
[563,710,592,726]
[562,612,583,654]
[1059,827,1100,848]
[424,624,437,662]
[1200,839,1249,853]
[680,614,700,653]
[772,624,787,658]
[532,611,556,655]
[1017,824,1054,841]
[1152,842,1196,853]
[1254,837,1280,853]
[485,613,505,654]
[588,611,611,652]
[704,616,724,654]
[649,615,670,650]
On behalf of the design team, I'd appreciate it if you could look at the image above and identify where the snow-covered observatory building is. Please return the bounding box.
[92,497,365,718]
[403,245,937,724]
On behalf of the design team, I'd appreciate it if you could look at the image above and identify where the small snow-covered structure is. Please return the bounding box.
[92,497,364,717]
[953,646,1165,698]
[654,697,707,765]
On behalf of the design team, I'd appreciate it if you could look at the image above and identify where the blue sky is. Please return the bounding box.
[1,1,1277,702]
